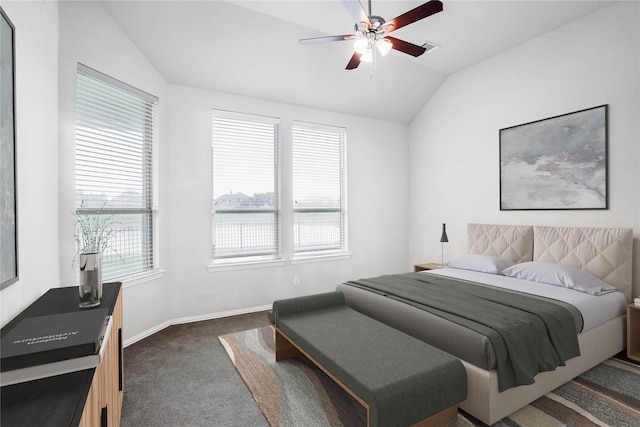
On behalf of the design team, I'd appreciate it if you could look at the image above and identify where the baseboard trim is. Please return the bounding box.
[123,304,272,347]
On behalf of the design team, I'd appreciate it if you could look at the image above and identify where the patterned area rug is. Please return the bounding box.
[219,327,640,427]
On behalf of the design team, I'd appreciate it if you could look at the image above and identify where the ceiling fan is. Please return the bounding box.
[299,0,443,70]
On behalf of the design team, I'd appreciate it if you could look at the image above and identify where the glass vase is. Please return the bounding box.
[78,252,102,308]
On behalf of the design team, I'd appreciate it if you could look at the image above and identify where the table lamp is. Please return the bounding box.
[440,223,448,266]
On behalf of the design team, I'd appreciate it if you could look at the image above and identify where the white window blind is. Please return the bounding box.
[292,122,346,255]
[211,110,280,261]
[75,64,158,281]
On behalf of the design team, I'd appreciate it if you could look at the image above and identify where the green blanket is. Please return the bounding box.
[345,273,581,392]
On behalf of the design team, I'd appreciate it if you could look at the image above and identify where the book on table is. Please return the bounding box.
[1,308,109,372]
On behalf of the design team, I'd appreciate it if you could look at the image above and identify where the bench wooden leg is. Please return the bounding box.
[411,405,458,427]
[273,327,304,361]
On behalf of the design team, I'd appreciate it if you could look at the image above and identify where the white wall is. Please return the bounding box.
[408,2,640,295]
[0,1,60,327]
[0,0,408,341]
[57,0,171,339]
[53,1,409,341]
[164,84,409,325]
[8,0,634,341]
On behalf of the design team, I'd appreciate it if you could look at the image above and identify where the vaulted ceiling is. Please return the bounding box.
[101,1,614,123]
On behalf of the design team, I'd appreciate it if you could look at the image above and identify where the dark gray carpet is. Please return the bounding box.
[122,313,640,427]
[121,311,270,427]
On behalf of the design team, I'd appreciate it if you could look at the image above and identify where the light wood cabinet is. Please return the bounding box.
[79,368,101,427]
[1,283,123,427]
[108,285,124,425]
[79,286,123,426]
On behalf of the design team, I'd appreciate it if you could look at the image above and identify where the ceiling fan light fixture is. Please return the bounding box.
[298,0,444,71]
[376,38,392,56]
[353,37,369,54]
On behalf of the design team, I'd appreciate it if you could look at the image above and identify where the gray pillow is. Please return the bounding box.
[501,262,617,296]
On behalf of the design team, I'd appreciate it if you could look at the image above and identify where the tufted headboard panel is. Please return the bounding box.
[467,223,634,302]
[533,226,633,302]
[467,224,534,264]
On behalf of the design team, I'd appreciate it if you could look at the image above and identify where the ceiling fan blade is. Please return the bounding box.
[383,0,443,33]
[341,0,371,29]
[299,34,357,44]
[385,36,427,57]
[346,52,362,70]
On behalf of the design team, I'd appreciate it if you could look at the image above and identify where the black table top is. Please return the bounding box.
[1,282,121,427]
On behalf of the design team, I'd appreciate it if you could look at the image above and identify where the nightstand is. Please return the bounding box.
[628,304,640,362]
[414,263,443,272]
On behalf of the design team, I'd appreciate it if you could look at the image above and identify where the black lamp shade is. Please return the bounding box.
[440,223,448,243]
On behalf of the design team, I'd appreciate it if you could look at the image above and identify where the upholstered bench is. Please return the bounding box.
[269,291,467,427]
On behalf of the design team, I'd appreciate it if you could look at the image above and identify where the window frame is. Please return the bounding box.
[74,63,159,282]
[210,110,282,266]
[291,121,348,260]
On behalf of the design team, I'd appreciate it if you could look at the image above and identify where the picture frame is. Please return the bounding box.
[1,6,18,289]
[500,105,608,210]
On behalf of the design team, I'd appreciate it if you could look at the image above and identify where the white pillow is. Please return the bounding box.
[501,262,617,296]
[445,254,515,275]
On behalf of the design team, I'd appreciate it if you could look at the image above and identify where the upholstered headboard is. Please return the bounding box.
[533,226,633,302]
[468,223,633,301]
[468,223,533,263]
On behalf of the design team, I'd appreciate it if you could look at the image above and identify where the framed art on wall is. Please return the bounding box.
[1,6,18,289]
[500,105,608,210]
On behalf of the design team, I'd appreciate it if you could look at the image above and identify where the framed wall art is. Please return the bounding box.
[1,6,18,289]
[500,105,608,210]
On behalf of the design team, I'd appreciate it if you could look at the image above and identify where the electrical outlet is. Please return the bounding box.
[293,276,300,286]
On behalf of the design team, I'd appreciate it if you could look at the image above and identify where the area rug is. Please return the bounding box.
[219,327,640,427]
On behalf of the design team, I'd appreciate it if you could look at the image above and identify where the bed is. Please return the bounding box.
[336,223,633,425]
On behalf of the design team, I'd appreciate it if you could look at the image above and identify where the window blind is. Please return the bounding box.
[292,122,346,255]
[75,64,158,280]
[211,110,280,261]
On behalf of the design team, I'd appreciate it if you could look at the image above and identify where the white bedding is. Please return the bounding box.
[422,268,627,332]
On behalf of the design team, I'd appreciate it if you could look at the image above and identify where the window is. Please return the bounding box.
[211,111,280,262]
[292,122,347,256]
[75,64,158,281]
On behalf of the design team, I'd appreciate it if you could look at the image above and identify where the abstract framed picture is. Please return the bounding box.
[500,105,607,210]
[1,6,18,289]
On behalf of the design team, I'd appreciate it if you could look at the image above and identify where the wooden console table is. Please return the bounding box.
[1,283,123,426]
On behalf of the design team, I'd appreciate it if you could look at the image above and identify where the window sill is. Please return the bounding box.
[291,252,351,264]
[119,269,166,288]
[208,259,286,272]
